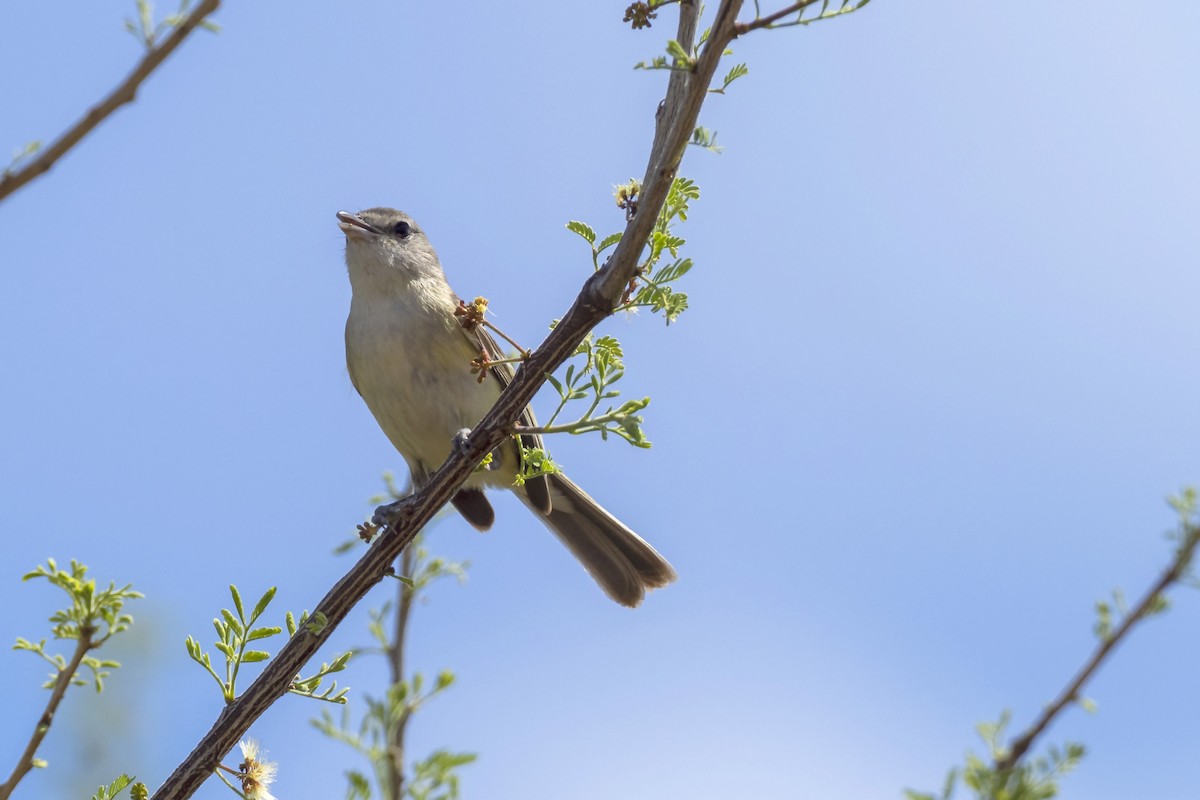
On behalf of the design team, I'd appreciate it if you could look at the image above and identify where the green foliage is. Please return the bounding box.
[905,713,1085,800]
[514,444,562,487]
[565,218,623,272]
[753,0,873,29]
[312,668,463,788]
[548,176,702,461]
[565,176,698,324]
[89,774,142,800]
[314,496,474,800]
[618,175,699,323]
[1092,587,1128,642]
[633,38,696,72]
[408,750,477,800]
[16,558,142,691]
[689,126,724,153]
[710,62,749,94]
[124,0,220,50]
[3,141,42,178]
[185,584,349,704]
[541,331,651,449]
[1167,486,1200,582]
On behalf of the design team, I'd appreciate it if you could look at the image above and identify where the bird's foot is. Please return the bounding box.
[372,496,418,529]
[452,428,474,456]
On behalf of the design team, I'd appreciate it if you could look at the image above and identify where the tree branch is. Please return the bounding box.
[0,629,95,800]
[387,546,415,800]
[995,524,1200,772]
[734,0,821,34]
[151,3,746,797]
[0,0,221,205]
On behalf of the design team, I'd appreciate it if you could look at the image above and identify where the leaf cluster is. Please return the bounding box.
[748,0,872,29]
[617,175,699,323]
[124,0,220,50]
[542,331,650,450]
[88,774,146,800]
[185,584,350,704]
[16,558,142,691]
[905,713,1085,800]
[314,670,465,800]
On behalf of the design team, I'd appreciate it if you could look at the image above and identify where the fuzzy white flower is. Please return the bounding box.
[237,739,278,800]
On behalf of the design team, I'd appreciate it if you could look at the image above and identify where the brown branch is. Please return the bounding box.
[734,0,820,35]
[387,545,416,800]
[0,0,221,205]
[995,525,1200,772]
[150,3,746,797]
[0,629,96,800]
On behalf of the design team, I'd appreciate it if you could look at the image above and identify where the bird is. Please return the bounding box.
[338,207,676,606]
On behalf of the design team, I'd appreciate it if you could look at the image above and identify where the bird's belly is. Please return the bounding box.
[347,318,500,480]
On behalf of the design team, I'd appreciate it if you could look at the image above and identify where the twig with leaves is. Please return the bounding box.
[313,475,474,800]
[1,560,143,800]
[906,489,1200,800]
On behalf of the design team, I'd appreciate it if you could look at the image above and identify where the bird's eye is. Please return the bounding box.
[393,221,412,238]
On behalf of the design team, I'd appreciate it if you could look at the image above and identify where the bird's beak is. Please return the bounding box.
[337,210,381,240]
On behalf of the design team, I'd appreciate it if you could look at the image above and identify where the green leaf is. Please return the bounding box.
[220,609,243,636]
[229,585,244,620]
[247,626,282,641]
[566,220,596,244]
[241,650,271,663]
[251,586,277,621]
[597,231,623,252]
[665,39,690,64]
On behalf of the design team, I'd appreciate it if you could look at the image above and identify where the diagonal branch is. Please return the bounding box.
[151,2,747,797]
[0,0,221,205]
[995,524,1200,772]
[0,629,95,800]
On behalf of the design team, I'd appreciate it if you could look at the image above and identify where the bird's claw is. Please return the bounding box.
[372,496,417,529]
[452,428,474,456]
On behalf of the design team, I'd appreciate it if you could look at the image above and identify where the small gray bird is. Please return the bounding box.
[338,207,676,606]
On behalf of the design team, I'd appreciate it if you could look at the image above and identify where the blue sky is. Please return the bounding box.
[3,2,1200,798]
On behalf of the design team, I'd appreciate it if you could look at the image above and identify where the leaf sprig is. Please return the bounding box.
[186,584,350,704]
[17,558,142,692]
[539,332,651,449]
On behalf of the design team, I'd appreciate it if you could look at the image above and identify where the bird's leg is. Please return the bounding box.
[371,495,418,529]
[452,428,474,456]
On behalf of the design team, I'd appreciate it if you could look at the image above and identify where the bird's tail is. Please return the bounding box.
[519,473,676,607]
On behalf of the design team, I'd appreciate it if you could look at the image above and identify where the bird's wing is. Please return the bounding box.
[459,318,552,514]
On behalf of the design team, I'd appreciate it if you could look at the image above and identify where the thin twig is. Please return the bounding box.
[386,545,415,800]
[0,0,221,205]
[481,320,531,358]
[995,526,1200,772]
[735,0,821,34]
[0,630,95,800]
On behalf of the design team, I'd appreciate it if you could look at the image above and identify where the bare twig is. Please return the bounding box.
[151,3,747,797]
[995,525,1200,772]
[386,546,415,800]
[0,0,221,205]
[0,629,95,800]
[735,0,821,34]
